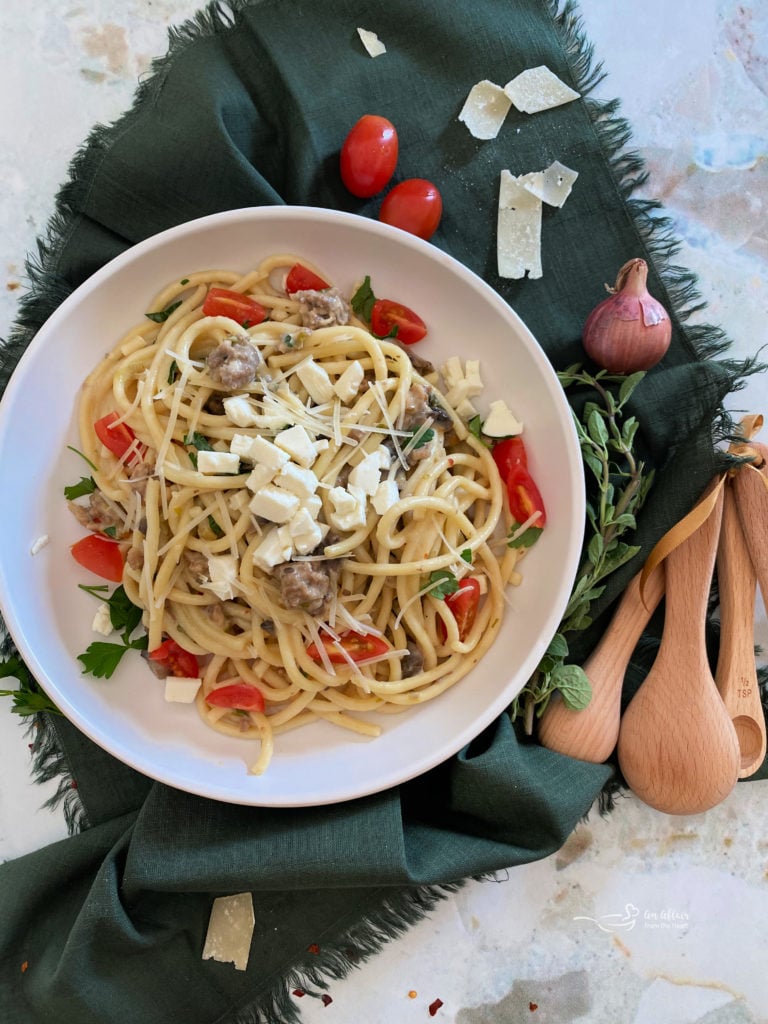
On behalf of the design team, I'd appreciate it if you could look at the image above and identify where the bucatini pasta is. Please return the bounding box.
[69,254,539,775]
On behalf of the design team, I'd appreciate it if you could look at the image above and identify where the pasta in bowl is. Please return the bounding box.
[0,207,584,805]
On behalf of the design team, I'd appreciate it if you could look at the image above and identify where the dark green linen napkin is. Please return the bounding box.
[0,1,756,1021]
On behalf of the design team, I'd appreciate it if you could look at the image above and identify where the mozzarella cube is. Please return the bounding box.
[246,464,277,493]
[296,359,335,404]
[91,603,114,636]
[249,485,300,523]
[223,395,258,427]
[229,433,261,462]
[373,444,392,471]
[482,400,524,438]
[288,507,329,556]
[441,357,464,391]
[247,436,290,471]
[252,526,293,571]
[328,485,367,531]
[275,462,319,499]
[227,489,250,512]
[372,478,400,515]
[197,450,241,475]
[164,677,202,704]
[274,425,317,467]
[299,494,323,519]
[206,554,239,600]
[348,451,382,496]
[333,360,365,403]
[463,360,483,395]
[455,397,479,421]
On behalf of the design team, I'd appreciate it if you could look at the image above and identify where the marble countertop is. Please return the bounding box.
[1,1,767,1021]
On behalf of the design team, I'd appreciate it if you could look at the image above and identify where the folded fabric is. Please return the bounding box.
[0,1,752,1021]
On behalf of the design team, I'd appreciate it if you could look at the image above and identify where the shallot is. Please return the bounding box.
[582,258,671,373]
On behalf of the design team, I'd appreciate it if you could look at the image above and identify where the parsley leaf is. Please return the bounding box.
[145,300,182,323]
[508,525,544,550]
[351,275,376,321]
[408,426,435,450]
[78,634,148,680]
[0,655,61,717]
[461,549,472,563]
[184,432,214,452]
[167,360,179,384]
[208,515,224,538]
[427,569,460,600]
[64,475,97,500]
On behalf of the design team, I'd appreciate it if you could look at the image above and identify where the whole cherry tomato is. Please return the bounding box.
[379,179,442,240]
[340,115,399,198]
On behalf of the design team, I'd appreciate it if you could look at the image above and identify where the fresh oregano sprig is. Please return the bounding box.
[510,364,654,734]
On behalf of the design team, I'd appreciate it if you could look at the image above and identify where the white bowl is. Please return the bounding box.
[0,206,584,806]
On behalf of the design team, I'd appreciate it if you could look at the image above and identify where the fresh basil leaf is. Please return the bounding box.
[409,426,435,450]
[351,275,376,321]
[145,300,182,323]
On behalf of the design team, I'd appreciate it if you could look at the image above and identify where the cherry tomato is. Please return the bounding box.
[94,412,140,463]
[205,681,265,712]
[285,264,330,294]
[379,179,442,240]
[437,578,481,643]
[202,287,267,326]
[306,630,390,665]
[492,436,528,479]
[370,298,427,345]
[340,114,399,198]
[148,638,200,678]
[71,534,125,583]
[506,464,547,528]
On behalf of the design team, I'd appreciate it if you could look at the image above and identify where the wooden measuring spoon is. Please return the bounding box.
[538,564,665,762]
[617,485,740,814]
[715,482,767,777]
[733,440,768,613]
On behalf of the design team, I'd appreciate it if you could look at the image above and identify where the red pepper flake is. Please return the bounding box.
[307,943,320,955]
[70,781,78,790]
[428,997,443,1016]
[20,961,29,973]
[529,1003,538,1012]
[292,989,305,998]
[321,994,333,1007]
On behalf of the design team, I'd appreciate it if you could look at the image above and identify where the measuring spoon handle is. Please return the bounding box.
[538,565,665,762]
[732,441,768,610]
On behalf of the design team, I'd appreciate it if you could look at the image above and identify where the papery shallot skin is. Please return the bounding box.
[582,258,671,373]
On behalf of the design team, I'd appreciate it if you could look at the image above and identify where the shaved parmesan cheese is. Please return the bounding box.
[523,160,579,207]
[497,170,543,280]
[357,27,386,58]
[458,80,512,140]
[202,893,255,972]
[504,65,580,114]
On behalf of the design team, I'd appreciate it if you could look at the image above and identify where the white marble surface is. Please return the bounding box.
[1,1,767,1021]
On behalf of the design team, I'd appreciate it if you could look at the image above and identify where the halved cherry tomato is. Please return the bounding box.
[285,264,330,294]
[202,287,267,326]
[205,681,265,712]
[506,464,547,528]
[340,114,399,198]
[370,299,427,345]
[306,630,390,665]
[94,412,139,463]
[71,533,125,582]
[148,638,200,678]
[437,577,481,643]
[379,178,442,240]
[492,436,528,479]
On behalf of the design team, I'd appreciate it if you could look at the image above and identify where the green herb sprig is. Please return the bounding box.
[510,365,654,734]
[0,655,61,716]
[77,584,147,679]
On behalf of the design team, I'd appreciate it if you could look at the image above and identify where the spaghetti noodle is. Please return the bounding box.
[70,254,531,775]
